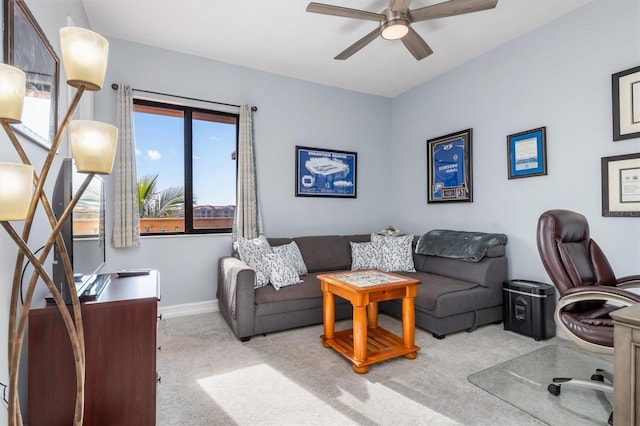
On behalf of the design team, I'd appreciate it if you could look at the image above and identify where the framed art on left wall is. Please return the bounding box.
[4,0,59,149]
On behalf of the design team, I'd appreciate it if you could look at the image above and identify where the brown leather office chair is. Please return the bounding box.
[537,209,640,423]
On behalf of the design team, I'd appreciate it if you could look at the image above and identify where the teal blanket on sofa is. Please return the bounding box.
[416,229,507,262]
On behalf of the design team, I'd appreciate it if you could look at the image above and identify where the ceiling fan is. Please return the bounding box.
[306,0,498,60]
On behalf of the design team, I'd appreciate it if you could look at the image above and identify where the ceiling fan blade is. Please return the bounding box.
[335,27,382,60]
[389,0,412,12]
[306,3,383,21]
[409,0,498,23]
[401,28,433,60]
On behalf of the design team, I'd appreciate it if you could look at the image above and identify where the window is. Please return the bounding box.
[133,99,238,234]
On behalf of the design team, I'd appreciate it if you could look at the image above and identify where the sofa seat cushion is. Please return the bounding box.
[395,271,478,311]
[255,272,325,304]
[255,272,351,317]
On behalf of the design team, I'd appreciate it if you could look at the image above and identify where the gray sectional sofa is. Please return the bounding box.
[217,233,508,341]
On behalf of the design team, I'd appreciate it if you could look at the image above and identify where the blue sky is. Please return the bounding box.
[133,111,237,206]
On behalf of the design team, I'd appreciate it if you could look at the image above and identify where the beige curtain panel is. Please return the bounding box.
[232,104,262,241]
[112,84,141,248]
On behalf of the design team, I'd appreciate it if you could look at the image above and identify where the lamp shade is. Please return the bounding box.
[70,120,118,174]
[0,64,26,123]
[60,27,109,91]
[0,163,33,221]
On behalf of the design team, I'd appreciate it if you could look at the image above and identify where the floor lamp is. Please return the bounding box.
[0,27,115,426]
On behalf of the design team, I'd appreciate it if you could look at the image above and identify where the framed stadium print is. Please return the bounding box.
[612,65,640,141]
[507,127,547,179]
[601,153,640,217]
[295,146,357,198]
[427,129,473,203]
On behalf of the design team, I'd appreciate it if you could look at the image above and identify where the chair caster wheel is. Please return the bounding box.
[591,373,604,382]
[548,384,561,396]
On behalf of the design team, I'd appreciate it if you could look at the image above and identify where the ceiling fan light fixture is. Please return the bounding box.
[381,20,409,40]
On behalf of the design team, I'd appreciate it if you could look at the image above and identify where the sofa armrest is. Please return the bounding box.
[417,254,508,293]
[217,256,257,340]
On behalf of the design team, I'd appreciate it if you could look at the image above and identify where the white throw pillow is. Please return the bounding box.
[350,241,382,270]
[370,233,416,272]
[273,241,308,276]
[236,235,273,288]
[262,253,302,290]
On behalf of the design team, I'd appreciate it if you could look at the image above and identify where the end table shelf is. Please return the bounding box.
[322,326,419,369]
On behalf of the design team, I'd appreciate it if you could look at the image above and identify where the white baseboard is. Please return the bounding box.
[159,299,219,319]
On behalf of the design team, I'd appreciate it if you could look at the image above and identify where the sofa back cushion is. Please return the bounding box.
[269,235,370,272]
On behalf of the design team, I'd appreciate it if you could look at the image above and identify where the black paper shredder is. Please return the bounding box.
[503,279,556,341]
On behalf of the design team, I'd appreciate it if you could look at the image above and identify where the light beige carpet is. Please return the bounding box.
[156,312,602,425]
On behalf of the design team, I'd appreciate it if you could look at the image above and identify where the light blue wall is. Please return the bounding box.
[94,38,393,307]
[390,0,640,282]
[1,0,640,422]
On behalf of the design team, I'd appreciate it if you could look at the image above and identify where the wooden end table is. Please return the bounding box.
[318,270,421,374]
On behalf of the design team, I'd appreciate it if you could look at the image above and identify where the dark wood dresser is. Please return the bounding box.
[28,271,160,426]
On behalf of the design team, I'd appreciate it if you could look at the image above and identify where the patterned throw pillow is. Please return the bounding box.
[273,241,308,276]
[236,235,273,288]
[370,233,416,272]
[350,241,382,270]
[262,253,301,290]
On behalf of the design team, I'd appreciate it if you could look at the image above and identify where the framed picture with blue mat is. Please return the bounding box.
[506,127,547,179]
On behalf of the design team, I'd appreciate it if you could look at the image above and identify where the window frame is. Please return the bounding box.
[133,98,239,236]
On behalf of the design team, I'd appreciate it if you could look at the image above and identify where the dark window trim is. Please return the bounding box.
[133,98,239,235]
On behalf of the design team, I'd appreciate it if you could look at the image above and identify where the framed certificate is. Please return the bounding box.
[506,127,547,179]
[601,153,640,217]
[427,129,473,203]
[612,65,640,141]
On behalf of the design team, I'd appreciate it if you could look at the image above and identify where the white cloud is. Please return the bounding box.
[135,148,141,156]
[147,150,162,160]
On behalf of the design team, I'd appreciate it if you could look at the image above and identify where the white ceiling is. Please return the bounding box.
[81,0,593,98]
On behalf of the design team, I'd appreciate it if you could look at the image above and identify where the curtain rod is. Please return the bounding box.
[110,83,258,111]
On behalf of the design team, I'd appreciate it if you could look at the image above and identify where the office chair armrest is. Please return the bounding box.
[557,285,640,355]
[615,274,640,288]
[561,284,640,306]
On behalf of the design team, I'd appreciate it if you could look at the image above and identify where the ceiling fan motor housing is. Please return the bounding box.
[381,11,410,40]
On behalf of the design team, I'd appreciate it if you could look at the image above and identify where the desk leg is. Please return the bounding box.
[322,290,334,348]
[352,304,370,374]
[402,295,417,359]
